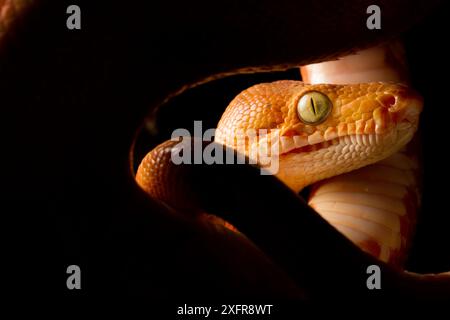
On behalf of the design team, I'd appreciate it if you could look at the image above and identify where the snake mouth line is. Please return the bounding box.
[279,133,382,155]
[276,121,415,156]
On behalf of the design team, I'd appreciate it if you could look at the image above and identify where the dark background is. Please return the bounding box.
[3,0,450,305]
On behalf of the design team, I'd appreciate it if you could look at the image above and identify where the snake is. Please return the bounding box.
[5,0,450,301]
[137,80,422,259]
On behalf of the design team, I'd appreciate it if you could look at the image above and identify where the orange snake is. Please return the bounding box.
[135,68,450,299]
[137,80,422,263]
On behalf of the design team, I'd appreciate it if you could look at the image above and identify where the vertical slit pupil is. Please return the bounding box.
[310,97,317,115]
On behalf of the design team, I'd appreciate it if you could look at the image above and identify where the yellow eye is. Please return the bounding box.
[297,91,332,125]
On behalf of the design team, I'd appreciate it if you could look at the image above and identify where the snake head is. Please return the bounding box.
[215,80,423,192]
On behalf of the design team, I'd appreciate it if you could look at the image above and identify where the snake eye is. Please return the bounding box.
[297,91,332,125]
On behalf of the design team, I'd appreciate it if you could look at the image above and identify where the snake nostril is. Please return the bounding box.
[380,94,397,108]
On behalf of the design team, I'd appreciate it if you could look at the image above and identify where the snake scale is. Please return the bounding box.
[5,0,450,301]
